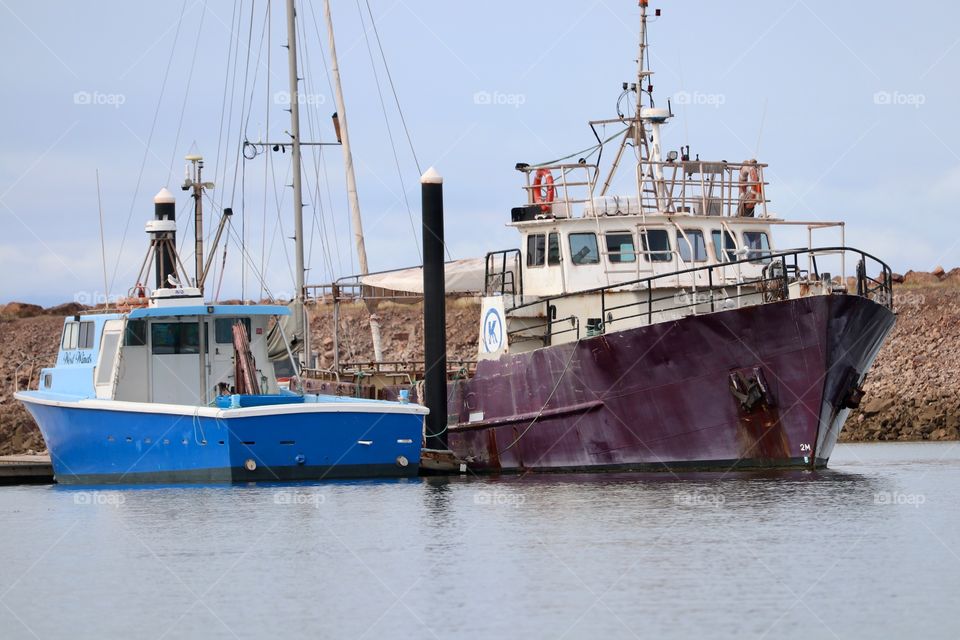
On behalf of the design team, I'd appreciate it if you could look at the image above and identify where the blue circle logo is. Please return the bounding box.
[482,308,504,353]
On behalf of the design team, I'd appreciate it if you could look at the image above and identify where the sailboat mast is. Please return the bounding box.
[286,0,309,366]
[323,0,367,274]
[323,0,384,363]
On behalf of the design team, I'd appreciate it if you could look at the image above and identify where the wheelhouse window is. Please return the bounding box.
[526,234,546,267]
[711,230,738,263]
[568,233,599,265]
[61,322,78,350]
[215,318,252,344]
[743,231,772,264]
[78,321,95,349]
[61,320,95,350]
[547,232,561,266]
[124,320,147,346]
[605,232,636,263]
[151,322,207,355]
[641,229,672,262]
[677,229,708,263]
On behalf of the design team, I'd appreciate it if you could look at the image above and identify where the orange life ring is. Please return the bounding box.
[532,168,556,213]
[739,165,763,200]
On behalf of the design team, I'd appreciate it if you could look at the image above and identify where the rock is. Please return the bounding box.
[45,302,88,317]
[903,271,940,286]
[932,265,946,279]
[862,397,895,416]
[890,273,905,284]
[0,302,44,319]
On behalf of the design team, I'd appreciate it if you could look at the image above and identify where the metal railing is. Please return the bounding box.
[484,249,522,297]
[516,159,770,219]
[506,246,893,345]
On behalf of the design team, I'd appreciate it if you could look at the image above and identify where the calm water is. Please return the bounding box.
[1,443,958,639]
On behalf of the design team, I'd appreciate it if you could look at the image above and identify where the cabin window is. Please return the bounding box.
[215,318,252,344]
[711,230,738,263]
[641,229,672,262]
[61,321,94,350]
[547,233,561,266]
[124,320,147,346]
[151,322,208,355]
[605,232,636,263]
[96,331,121,386]
[677,230,708,263]
[61,323,78,350]
[78,322,95,349]
[568,233,599,265]
[743,231,772,264]
[526,234,546,267]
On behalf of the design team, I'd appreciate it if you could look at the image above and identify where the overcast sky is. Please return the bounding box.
[1,0,957,305]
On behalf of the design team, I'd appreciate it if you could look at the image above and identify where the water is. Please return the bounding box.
[1,442,958,639]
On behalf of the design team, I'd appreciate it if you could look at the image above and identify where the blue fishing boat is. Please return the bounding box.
[15,189,425,484]
[14,0,427,484]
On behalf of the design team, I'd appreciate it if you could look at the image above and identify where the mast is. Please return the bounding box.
[637,0,649,116]
[285,0,310,367]
[322,0,384,363]
[323,0,367,274]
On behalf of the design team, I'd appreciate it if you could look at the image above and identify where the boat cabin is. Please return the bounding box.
[40,293,289,406]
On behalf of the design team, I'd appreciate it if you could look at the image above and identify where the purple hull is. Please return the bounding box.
[447,295,894,472]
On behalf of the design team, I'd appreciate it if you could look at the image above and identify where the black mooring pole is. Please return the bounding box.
[421,167,448,450]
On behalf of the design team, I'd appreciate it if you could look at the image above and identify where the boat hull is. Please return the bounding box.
[15,397,424,484]
[448,294,894,472]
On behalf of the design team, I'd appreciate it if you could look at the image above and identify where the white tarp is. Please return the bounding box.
[359,258,492,294]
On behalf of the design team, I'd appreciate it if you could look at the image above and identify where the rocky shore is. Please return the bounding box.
[2,269,958,455]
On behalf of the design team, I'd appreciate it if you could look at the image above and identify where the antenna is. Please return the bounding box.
[754,97,769,157]
[96,169,109,308]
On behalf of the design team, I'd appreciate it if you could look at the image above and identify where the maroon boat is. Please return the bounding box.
[312,1,895,473]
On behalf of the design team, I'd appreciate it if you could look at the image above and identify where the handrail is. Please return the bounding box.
[13,353,57,393]
[484,248,522,298]
[507,246,893,315]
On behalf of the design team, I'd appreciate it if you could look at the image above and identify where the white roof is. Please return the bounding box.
[359,258,489,294]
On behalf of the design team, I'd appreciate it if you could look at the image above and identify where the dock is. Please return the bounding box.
[0,454,54,485]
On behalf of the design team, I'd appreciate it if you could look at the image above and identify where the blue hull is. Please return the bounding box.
[20,398,423,484]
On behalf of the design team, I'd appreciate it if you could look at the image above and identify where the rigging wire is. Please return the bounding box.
[259,0,271,300]
[296,11,339,285]
[166,0,208,188]
[363,0,421,175]
[355,0,421,260]
[109,0,190,294]
[532,127,629,168]
[306,0,354,277]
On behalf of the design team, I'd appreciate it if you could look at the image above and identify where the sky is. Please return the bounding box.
[1,0,958,305]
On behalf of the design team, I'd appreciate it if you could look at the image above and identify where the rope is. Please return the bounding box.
[500,337,582,452]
